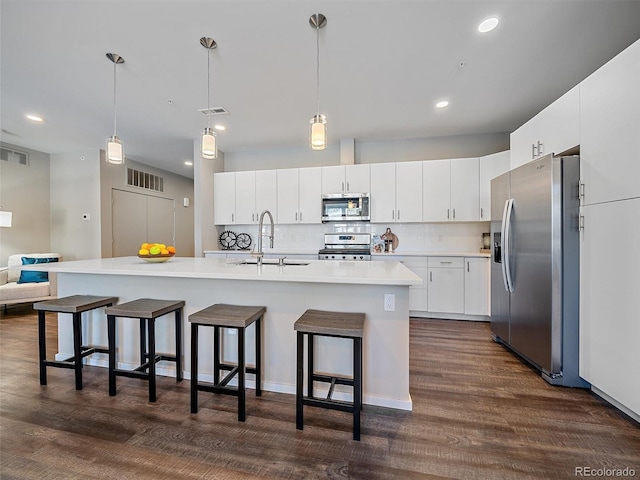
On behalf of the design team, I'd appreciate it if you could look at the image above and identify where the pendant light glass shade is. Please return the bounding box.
[310,114,327,150]
[309,14,327,151]
[106,135,124,164]
[201,127,217,159]
[106,53,125,165]
[200,37,218,159]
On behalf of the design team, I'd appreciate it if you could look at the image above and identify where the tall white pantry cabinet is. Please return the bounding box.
[578,40,640,419]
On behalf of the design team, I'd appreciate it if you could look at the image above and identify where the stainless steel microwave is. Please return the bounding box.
[321,193,370,222]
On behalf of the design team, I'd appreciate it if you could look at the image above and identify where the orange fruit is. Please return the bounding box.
[160,249,170,255]
[138,248,149,255]
[141,243,150,250]
[167,246,176,254]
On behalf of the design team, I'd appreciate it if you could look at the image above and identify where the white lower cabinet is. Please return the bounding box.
[402,258,428,312]
[580,198,640,418]
[427,257,464,314]
[464,257,490,316]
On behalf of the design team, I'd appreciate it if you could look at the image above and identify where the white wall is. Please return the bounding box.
[223,132,508,171]
[50,150,102,261]
[0,142,51,266]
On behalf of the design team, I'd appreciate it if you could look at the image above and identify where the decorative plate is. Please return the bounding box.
[236,233,252,250]
[219,230,237,250]
[138,253,175,263]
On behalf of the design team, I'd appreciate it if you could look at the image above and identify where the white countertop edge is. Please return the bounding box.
[204,250,491,258]
[22,256,422,287]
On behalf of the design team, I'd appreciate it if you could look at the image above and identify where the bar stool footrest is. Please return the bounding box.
[303,396,356,413]
[196,382,240,397]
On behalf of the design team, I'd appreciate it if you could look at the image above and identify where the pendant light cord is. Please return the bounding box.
[113,61,117,136]
[207,48,212,129]
[316,23,320,115]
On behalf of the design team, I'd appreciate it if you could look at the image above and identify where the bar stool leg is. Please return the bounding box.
[38,311,47,386]
[213,326,221,384]
[190,323,199,413]
[139,318,147,368]
[238,327,246,422]
[108,315,117,396]
[72,312,83,390]
[148,318,156,402]
[175,308,183,382]
[353,337,362,441]
[255,316,262,396]
[296,331,304,431]
[307,333,314,398]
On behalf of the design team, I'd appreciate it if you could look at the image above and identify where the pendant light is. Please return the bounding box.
[200,37,218,159]
[105,53,125,164]
[309,14,327,151]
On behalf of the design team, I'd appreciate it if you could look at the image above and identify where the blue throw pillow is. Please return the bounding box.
[17,257,59,284]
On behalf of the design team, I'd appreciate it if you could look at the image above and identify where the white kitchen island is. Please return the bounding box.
[31,256,422,410]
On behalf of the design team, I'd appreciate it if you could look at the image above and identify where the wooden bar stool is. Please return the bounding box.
[105,298,184,402]
[33,295,118,390]
[294,309,365,441]
[189,304,266,422]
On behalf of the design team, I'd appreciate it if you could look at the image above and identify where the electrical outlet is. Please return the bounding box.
[384,294,395,312]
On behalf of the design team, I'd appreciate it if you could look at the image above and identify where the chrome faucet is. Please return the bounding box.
[253,209,274,266]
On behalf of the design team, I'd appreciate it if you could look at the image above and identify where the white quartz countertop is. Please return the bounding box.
[25,256,422,286]
[204,250,490,258]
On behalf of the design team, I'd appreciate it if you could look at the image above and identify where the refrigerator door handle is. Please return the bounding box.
[503,198,515,293]
[500,199,510,292]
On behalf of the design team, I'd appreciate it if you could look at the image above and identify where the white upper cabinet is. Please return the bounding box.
[450,157,479,222]
[510,85,580,170]
[423,158,479,222]
[370,161,422,223]
[479,151,510,221]
[321,164,370,194]
[422,159,450,222]
[276,167,321,224]
[580,40,640,205]
[234,171,256,224]
[213,172,236,225]
[255,170,278,221]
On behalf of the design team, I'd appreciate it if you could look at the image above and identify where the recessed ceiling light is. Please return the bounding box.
[26,114,44,122]
[214,124,226,131]
[478,17,499,33]
[184,160,193,166]
[436,101,449,108]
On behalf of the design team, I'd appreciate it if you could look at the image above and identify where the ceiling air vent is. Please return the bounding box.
[198,107,229,116]
[126,167,164,192]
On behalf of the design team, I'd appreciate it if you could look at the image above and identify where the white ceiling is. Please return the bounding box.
[2,0,639,179]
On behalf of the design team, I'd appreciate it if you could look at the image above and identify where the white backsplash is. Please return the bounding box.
[219,222,490,253]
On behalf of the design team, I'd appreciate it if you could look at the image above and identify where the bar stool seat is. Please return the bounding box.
[189,304,266,422]
[33,295,118,390]
[294,309,365,441]
[105,298,184,402]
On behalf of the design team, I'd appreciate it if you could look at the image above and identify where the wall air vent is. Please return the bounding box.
[198,107,229,116]
[0,147,29,165]
[126,167,164,192]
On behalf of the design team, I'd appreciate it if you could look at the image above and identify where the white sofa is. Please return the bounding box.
[0,253,60,306]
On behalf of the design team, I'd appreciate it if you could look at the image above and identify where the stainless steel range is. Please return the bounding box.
[318,233,371,261]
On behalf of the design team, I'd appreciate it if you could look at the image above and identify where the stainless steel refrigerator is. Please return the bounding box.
[490,154,588,388]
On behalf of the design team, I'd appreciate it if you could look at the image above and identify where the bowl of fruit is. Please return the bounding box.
[138,243,176,263]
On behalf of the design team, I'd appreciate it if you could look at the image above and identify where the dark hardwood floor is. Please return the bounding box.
[1,304,638,479]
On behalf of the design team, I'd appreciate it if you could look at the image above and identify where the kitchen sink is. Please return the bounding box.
[232,258,310,266]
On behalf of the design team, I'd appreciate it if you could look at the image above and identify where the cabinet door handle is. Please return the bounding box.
[252,213,254,222]
[453,208,456,219]
[440,261,452,265]
[532,143,537,159]
[342,181,345,192]
[430,271,433,282]
[480,207,484,218]
[392,210,395,220]
[347,181,350,191]
[447,209,450,219]
[537,141,544,156]
[467,261,470,272]
[300,211,303,222]
[398,210,400,220]
[295,212,298,221]
[232,213,234,223]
